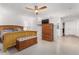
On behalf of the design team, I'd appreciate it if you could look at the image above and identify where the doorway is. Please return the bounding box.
[62,22,65,36]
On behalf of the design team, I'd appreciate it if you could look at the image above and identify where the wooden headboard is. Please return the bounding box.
[0,25,23,31]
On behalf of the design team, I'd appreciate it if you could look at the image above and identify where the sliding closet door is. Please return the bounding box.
[65,20,79,36]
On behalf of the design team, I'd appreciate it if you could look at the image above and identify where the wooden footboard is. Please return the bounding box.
[15,37,37,51]
[3,31,37,52]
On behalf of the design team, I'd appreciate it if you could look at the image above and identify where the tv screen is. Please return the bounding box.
[42,19,49,24]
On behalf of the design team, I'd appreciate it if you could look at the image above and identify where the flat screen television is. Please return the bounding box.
[42,19,49,24]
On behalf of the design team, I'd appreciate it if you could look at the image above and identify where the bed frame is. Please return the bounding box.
[0,25,23,31]
[0,25,37,52]
[3,31,37,52]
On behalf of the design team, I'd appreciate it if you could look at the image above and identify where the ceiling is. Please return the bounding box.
[0,3,79,18]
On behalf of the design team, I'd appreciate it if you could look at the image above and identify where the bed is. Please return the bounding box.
[0,25,23,41]
[0,25,37,52]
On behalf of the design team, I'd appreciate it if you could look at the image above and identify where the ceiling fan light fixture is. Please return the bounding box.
[35,10,38,13]
[35,10,38,14]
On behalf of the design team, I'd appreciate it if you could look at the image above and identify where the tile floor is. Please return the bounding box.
[1,36,79,55]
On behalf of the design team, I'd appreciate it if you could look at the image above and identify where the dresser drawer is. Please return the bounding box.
[42,35,53,41]
[43,32,52,35]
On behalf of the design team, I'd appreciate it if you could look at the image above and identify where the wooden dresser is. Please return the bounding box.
[42,24,54,41]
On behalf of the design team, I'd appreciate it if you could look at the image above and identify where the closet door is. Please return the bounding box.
[65,20,78,36]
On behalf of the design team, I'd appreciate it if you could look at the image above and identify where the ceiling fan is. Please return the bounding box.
[25,5,47,15]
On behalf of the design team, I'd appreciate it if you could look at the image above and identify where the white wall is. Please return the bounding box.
[48,17,62,40]
[20,15,43,40]
[0,5,23,26]
[65,20,79,36]
[20,15,38,31]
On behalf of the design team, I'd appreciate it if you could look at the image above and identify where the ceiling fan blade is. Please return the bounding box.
[25,7,34,10]
[39,6,47,10]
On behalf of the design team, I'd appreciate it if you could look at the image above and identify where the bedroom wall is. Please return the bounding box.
[49,17,62,40]
[20,15,38,31]
[20,15,42,40]
[0,6,23,26]
[0,6,37,29]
